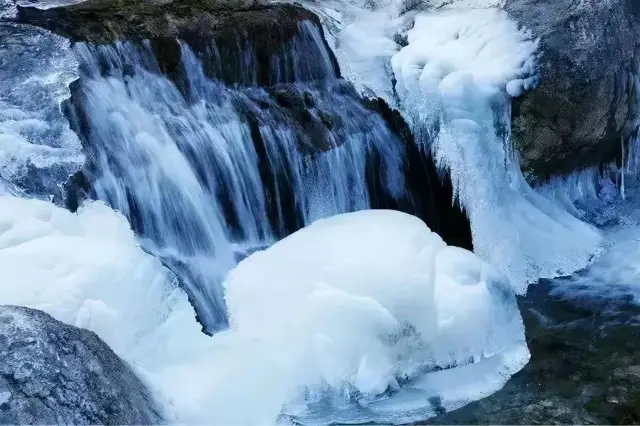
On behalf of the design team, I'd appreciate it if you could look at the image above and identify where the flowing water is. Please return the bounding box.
[3,1,640,424]
[64,23,407,331]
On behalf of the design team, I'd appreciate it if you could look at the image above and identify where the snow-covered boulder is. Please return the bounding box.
[224,209,529,424]
[0,305,163,424]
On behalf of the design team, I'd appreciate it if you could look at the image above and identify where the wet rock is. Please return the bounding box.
[16,0,339,87]
[266,84,337,152]
[0,305,163,425]
[506,0,640,180]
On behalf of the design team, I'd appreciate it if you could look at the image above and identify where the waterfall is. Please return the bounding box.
[64,22,407,331]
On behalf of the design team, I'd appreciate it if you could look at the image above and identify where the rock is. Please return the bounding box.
[0,305,163,425]
[505,0,640,180]
[16,0,339,87]
[263,84,339,153]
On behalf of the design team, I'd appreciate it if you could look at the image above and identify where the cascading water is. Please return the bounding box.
[64,21,407,331]
[0,2,567,424]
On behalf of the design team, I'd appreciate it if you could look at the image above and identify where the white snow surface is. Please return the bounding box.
[0,195,528,424]
[227,209,528,424]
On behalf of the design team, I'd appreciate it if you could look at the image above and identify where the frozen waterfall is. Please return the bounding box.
[310,0,603,291]
[3,0,630,424]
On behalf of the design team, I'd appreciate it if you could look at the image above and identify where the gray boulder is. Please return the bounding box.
[506,0,640,180]
[0,305,163,425]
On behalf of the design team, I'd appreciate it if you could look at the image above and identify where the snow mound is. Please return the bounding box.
[0,196,527,424]
[225,209,529,424]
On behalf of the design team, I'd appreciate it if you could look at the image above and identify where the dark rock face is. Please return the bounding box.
[363,97,473,250]
[0,305,163,425]
[506,0,640,180]
[16,0,340,87]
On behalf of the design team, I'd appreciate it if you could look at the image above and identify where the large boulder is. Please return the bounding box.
[0,305,163,425]
[506,0,640,180]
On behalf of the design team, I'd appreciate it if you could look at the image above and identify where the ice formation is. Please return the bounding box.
[535,166,618,224]
[0,195,528,424]
[0,23,83,197]
[226,209,529,424]
[299,0,603,291]
[394,7,601,291]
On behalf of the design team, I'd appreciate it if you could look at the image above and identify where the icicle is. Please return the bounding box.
[621,136,626,200]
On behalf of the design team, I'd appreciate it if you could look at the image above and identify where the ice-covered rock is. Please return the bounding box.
[388,6,601,291]
[0,23,83,198]
[225,209,529,424]
[0,305,163,424]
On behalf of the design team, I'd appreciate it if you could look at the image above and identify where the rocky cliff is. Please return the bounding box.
[506,0,640,180]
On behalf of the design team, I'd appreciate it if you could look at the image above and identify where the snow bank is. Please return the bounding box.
[225,209,528,423]
[0,195,527,424]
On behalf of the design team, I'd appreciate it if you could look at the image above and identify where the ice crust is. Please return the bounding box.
[0,23,83,197]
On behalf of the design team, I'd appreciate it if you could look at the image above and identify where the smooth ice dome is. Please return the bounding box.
[225,209,529,424]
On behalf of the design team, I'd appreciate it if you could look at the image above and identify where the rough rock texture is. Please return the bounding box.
[506,0,640,180]
[0,305,163,425]
[16,0,338,87]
